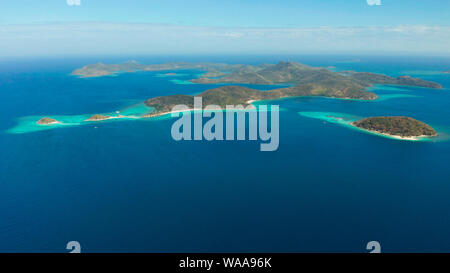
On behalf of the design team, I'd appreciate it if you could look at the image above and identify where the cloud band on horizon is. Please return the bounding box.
[1,22,449,57]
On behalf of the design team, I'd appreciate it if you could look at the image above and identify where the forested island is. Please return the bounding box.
[352,116,437,139]
[142,61,442,116]
[65,60,445,139]
[71,60,442,91]
[191,62,442,89]
[86,114,112,121]
[71,61,244,78]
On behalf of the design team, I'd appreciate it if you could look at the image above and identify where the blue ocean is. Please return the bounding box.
[1,55,450,253]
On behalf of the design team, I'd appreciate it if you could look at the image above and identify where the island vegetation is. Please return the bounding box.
[37,117,59,125]
[144,83,376,116]
[86,114,111,121]
[347,72,442,89]
[352,116,437,139]
[71,60,246,78]
[142,61,444,116]
[67,60,445,138]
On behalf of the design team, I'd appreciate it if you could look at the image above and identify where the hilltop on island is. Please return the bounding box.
[37,117,59,125]
[144,84,374,116]
[352,116,437,139]
[347,72,442,89]
[86,114,111,121]
[71,60,442,91]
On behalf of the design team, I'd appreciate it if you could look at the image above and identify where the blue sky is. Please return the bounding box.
[1,0,450,57]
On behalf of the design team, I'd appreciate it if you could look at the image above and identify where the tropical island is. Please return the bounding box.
[71,60,443,118]
[37,117,59,125]
[71,60,442,92]
[352,116,437,140]
[144,84,374,117]
[191,62,443,89]
[85,114,112,121]
[444,70,450,74]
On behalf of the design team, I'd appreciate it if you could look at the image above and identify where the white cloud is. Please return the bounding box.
[0,23,449,57]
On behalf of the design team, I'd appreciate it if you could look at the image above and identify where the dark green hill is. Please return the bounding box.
[37,117,59,125]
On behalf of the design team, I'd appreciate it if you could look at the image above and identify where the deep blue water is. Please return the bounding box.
[0,55,450,252]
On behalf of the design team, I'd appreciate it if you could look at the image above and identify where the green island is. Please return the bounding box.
[352,116,437,140]
[71,60,245,78]
[144,83,373,117]
[71,60,442,92]
[86,114,112,121]
[36,117,60,125]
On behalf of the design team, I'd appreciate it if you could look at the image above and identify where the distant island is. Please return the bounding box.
[352,116,437,140]
[444,70,450,74]
[71,60,442,91]
[191,62,442,89]
[37,117,59,125]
